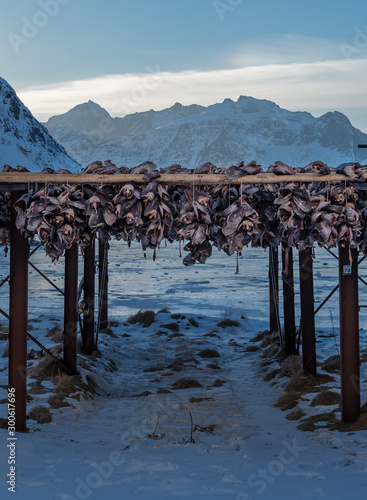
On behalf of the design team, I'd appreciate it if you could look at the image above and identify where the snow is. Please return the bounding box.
[0,241,366,500]
[0,77,80,173]
[45,95,367,169]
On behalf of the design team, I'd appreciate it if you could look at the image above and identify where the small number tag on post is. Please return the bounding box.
[343,265,352,275]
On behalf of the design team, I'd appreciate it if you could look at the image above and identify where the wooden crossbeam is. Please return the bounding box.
[0,171,367,186]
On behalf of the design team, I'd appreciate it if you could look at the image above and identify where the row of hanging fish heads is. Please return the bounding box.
[1,159,367,264]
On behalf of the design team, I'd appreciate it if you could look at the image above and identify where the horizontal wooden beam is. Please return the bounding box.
[0,171,366,186]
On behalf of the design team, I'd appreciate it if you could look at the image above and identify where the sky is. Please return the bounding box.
[1,0,367,131]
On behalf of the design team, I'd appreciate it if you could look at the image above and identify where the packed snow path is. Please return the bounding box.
[1,243,367,499]
[2,315,367,500]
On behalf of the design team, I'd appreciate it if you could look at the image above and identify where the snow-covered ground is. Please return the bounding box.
[0,242,366,500]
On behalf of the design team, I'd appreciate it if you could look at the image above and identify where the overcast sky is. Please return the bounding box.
[1,0,367,131]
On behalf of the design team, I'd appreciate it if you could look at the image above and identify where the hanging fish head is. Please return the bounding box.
[122,184,135,199]
[88,195,101,211]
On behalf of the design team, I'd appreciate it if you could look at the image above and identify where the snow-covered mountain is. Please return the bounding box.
[0,77,80,172]
[45,96,367,168]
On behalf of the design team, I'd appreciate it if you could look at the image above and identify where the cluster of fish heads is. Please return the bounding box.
[1,159,367,263]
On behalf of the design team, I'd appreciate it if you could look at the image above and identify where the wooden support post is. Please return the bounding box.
[339,244,360,422]
[269,246,279,332]
[9,191,29,432]
[98,239,108,332]
[299,249,317,375]
[64,243,78,375]
[282,246,296,356]
[83,238,95,354]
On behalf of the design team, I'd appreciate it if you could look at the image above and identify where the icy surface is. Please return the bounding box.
[0,242,366,500]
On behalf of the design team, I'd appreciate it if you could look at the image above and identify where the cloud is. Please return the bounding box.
[18,59,367,132]
[230,34,346,67]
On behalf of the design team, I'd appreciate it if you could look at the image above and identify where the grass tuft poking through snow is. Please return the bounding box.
[126,309,156,327]
[172,378,203,390]
[27,405,52,424]
[217,319,240,328]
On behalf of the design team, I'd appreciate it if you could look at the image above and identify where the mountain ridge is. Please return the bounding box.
[0,77,80,172]
[44,95,367,168]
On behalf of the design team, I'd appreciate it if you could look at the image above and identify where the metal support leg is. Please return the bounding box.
[339,244,360,422]
[64,243,78,375]
[299,249,316,375]
[9,191,28,432]
[98,239,108,332]
[83,239,95,354]
[269,246,279,332]
[282,246,296,356]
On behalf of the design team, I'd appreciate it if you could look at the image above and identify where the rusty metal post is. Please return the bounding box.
[338,244,360,422]
[9,191,29,432]
[98,239,108,332]
[64,243,78,375]
[269,246,279,332]
[83,238,95,354]
[299,248,317,375]
[282,246,296,356]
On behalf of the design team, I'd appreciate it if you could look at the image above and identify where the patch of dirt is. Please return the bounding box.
[250,331,269,343]
[48,393,72,409]
[127,310,156,328]
[190,396,214,403]
[207,363,222,370]
[321,355,340,374]
[172,378,202,390]
[100,327,118,338]
[260,332,279,348]
[155,330,168,336]
[170,313,182,320]
[264,369,280,382]
[47,344,62,356]
[211,379,226,387]
[245,345,260,352]
[279,355,302,377]
[297,412,338,432]
[188,317,199,327]
[161,323,179,332]
[198,349,220,358]
[28,381,48,395]
[169,332,185,339]
[286,408,306,420]
[0,417,8,429]
[337,413,367,432]
[166,357,185,372]
[285,370,334,394]
[217,319,240,328]
[144,365,164,373]
[28,356,64,380]
[274,390,301,411]
[310,390,340,407]
[46,325,63,343]
[108,321,120,327]
[133,391,152,398]
[28,405,52,424]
